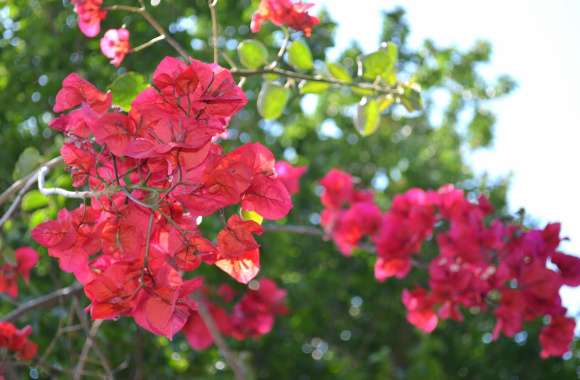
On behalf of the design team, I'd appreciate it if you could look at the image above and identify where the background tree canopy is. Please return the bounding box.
[0,0,578,379]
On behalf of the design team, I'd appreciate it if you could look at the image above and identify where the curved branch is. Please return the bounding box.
[1,283,83,322]
[38,166,97,199]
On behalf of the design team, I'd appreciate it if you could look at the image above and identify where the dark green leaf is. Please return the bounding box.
[13,147,41,180]
[400,83,423,112]
[468,109,495,148]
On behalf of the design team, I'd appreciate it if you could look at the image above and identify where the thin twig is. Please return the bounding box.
[0,283,83,322]
[130,34,166,53]
[108,4,190,61]
[73,320,104,380]
[208,0,219,64]
[192,291,247,380]
[0,156,63,207]
[232,67,399,95]
[38,166,97,199]
[267,27,290,69]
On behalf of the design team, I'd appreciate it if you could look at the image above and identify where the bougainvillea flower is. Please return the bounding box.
[215,215,264,284]
[319,169,353,209]
[0,322,37,361]
[402,288,438,333]
[100,28,131,67]
[274,161,307,194]
[72,0,107,38]
[539,315,575,358]
[0,247,39,297]
[551,252,580,286]
[251,0,320,37]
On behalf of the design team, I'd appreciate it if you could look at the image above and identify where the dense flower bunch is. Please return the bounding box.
[0,247,38,298]
[251,0,320,37]
[0,322,37,361]
[32,56,292,346]
[319,169,580,358]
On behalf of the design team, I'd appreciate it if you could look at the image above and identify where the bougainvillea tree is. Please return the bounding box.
[0,0,578,378]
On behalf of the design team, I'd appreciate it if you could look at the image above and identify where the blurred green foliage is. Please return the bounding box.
[0,1,577,379]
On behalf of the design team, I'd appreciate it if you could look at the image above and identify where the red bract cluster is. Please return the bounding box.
[100,28,130,67]
[319,169,580,358]
[71,0,107,38]
[32,57,292,346]
[0,322,37,361]
[185,278,287,349]
[0,247,38,298]
[274,161,307,195]
[320,169,381,256]
[251,0,320,37]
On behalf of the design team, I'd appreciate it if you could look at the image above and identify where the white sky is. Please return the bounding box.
[317,0,580,313]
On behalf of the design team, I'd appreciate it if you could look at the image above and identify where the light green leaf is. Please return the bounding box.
[110,72,148,111]
[360,42,398,84]
[13,147,41,180]
[355,97,381,136]
[327,62,352,82]
[257,82,291,120]
[378,94,395,112]
[299,80,330,94]
[288,40,314,71]
[29,208,51,229]
[238,39,269,69]
[21,190,49,211]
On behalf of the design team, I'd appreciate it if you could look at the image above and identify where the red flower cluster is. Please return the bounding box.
[320,169,381,256]
[0,322,37,361]
[100,28,130,67]
[274,161,307,195]
[33,57,292,346]
[251,0,320,37]
[71,0,107,38]
[319,170,580,358]
[0,247,38,298]
[185,278,287,349]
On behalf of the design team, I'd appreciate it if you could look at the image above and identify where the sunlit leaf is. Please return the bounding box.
[241,209,264,225]
[288,40,314,71]
[355,97,381,136]
[109,72,148,111]
[299,80,330,94]
[257,82,291,120]
[21,190,49,212]
[327,62,352,82]
[360,42,398,84]
[238,39,269,69]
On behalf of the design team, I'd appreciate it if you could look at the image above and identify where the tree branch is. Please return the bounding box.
[208,0,219,64]
[108,4,190,61]
[37,166,96,199]
[192,292,247,380]
[0,283,83,322]
[73,319,104,380]
[232,67,399,95]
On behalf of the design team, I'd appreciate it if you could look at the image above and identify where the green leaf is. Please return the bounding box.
[355,97,381,136]
[257,82,291,120]
[238,39,269,69]
[29,208,51,229]
[360,42,398,84]
[287,40,314,71]
[327,62,352,82]
[352,87,376,96]
[400,83,423,112]
[21,190,49,211]
[299,80,330,94]
[241,209,264,225]
[13,147,41,180]
[467,109,495,148]
[377,94,395,111]
[110,72,148,111]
